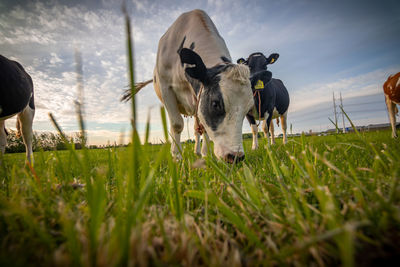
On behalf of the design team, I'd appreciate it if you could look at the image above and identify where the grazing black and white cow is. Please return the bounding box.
[237,52,290,148]
[0,55,35,163]
[122,10,253,163]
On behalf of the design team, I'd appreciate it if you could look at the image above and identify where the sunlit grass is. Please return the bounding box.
[1,130,399,266]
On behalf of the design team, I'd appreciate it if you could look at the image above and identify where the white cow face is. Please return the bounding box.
[180,49,253,163]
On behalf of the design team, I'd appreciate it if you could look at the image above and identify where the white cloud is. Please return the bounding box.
[49,52,63,65]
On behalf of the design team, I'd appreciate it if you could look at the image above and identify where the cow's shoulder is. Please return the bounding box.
[384,72,400,92]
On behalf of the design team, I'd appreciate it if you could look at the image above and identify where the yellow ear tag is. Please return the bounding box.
[270,58,275,64]
[254,80,264,90]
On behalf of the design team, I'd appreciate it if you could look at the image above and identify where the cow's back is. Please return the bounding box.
[156,9,231,76]
[0,55,33,118]
[384,72,400,104]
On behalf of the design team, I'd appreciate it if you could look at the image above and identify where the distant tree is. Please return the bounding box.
[5,130,84,153]
[4,130,25,153]
[242,132,262,139]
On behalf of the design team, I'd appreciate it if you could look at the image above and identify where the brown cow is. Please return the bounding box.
[383,72,400,138]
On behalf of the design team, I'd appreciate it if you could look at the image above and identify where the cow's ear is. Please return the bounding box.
[179,48,208,83]
[237,58,247,64]
[267,53,279,65]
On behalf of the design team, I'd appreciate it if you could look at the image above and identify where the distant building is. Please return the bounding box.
[326,122,399,134]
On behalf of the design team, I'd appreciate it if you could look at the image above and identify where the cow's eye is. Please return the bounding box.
[211,100,219,108]
[212,100,220,109]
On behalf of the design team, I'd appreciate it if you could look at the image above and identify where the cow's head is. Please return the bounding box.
[237,52,279,74]
[180,48,253,163]
[237,52,278,91]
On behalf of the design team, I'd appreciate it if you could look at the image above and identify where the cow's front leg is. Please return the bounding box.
[264,113,273,147]
[386,95,398,138]
[266,119,275,145]
[170,117,183,160]
[246,113,258,150]
[281,112,288,144]
[201,132,210,157]
[251,124,259,150]
[169,113,184,160]
[161,87,184,160]
[18,105,35,164]
[194,131,201,156]
[194,119,202,156]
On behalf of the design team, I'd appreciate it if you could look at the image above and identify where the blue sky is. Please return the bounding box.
[1,0,399,144]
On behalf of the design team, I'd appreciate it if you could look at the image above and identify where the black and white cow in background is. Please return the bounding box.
[237,52,290,148]
[0,55,35,164]
[122,10,253,163]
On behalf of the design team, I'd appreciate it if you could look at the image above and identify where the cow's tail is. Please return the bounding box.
[121,79,153,102]
[16,119,22,138]
[276,118,280,127]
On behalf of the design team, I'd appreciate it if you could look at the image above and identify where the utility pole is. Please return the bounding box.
[340,92,346,133]
[333,92,338,133]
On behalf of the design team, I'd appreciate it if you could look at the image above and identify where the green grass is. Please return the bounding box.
[1,130,399,266]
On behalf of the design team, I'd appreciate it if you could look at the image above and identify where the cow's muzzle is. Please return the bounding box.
[224,152,245,164]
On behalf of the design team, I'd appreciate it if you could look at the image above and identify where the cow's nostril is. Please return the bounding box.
[226,154,235,163]
[225,153,245,164]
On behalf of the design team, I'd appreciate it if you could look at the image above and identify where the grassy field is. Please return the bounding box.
[1,129,399,266]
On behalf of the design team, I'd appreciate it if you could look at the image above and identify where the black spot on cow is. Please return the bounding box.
[199,64,233,130]
[179,48,231,131]
[190,42,195,50]
[200,74,226,131]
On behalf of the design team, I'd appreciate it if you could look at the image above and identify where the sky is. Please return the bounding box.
[1,0,399,145]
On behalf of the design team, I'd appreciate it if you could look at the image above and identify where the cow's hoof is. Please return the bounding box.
[172,153,183,161]
[192,158,206,169]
